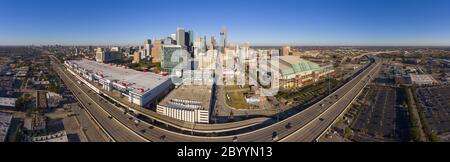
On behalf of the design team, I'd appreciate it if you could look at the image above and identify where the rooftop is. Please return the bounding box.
[70,59,170,94]
[0,97,17,107]
[159,85,212,110]
[0,112,12,142]
[29,131,68,142]
[266,56,322,76]
[409,74,437,84]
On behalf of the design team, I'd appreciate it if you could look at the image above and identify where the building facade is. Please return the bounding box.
[176,27,185,47]
[151,40,163,63]
[279,46,291,56]
[132,51,141,64]
[64,59,173,107]
[261,56,335,89]
[161,45,185,73]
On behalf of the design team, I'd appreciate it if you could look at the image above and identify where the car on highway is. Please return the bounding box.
[140,129,146,134]
[272,131,279,141]
[285,122,292,129]
[108,115,113,119]
[232,136,238,142]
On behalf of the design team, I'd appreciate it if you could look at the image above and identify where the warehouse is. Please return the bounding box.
[407,74,437,85]
[64,59,173,107]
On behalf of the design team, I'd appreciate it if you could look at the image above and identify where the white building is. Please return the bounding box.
[0,97,17,108]
[156,85,212,123]
[64,59,173,107]
[26,131,68,142]
[408,74,437,85]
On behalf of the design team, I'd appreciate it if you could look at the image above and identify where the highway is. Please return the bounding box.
[51,54,381,142]
[52,60,148,142]
[280,57,382,141]
[71,104,109,142]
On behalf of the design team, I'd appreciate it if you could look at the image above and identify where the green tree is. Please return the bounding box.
[429,133,439,142]
[344,127,352,137]
[10,126,22,142]
[15,97,25,110]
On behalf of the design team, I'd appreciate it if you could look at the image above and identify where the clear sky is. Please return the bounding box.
[1,0,450,46]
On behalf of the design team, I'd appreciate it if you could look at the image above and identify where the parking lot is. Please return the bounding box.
[415,85,450,135]
[349,86,409,141]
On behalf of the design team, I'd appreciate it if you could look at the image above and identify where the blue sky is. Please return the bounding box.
[1,0,450,46]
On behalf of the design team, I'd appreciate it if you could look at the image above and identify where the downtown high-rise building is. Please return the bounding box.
[187,30,194,47]
[203,36,207,51]
[144,39,152,58]
[220,27,228,49]
[210,36,216,50]
[132,51,141,64]
[176,27,185,47]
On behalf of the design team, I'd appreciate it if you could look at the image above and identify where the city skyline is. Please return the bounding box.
[1,0,450,46]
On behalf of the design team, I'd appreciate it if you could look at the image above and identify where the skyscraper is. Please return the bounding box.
[176,27,185,47]
[133,51,141,64]
[188,30,194,47]
[220,27,228,49]
[144,39,152,57]
[210,36,216,50]
[151,40,163,63]
[203,36,207,51]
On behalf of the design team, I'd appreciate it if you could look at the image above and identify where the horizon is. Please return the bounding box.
[1,0,450,46]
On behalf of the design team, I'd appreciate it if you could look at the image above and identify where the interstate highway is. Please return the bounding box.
[52,54,380,142]
[53,59,147,142]
[280,58,382,141]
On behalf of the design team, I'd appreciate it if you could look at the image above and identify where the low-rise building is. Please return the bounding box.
[36,91,48,109]
[26,131,68,142]
[24,114,46,131]
[46,92,62,108]
[0,97,17,108]
[0,112,12,142]
[157,85,212,123]
[407,74,437,85]
[95,48,121,63]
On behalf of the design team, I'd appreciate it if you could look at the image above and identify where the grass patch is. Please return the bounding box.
[226,92,250,109]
